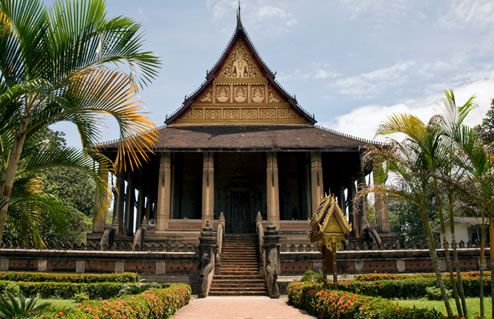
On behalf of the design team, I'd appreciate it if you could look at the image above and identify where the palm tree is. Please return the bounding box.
[0,0,160,242]
[369,114,454,317]
[439,93,493,318]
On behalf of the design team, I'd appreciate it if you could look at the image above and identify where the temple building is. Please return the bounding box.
[93,11,389,252]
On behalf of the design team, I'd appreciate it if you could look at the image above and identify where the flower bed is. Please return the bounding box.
[0,271,138,283]
[40,283,191,319]
[288,282,441,319]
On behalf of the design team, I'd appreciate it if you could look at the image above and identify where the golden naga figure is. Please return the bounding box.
[308,194,351,288]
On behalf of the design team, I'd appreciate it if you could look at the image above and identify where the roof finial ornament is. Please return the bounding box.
[236,0,243,29]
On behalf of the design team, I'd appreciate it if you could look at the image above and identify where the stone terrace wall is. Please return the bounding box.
[280,248,485,275]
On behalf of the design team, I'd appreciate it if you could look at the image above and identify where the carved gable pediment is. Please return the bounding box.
[168,33,313,126]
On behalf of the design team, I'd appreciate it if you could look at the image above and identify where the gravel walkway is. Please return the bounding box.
[173,296,315,319]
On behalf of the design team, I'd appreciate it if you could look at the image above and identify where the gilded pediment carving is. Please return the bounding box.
[170,37,312,125]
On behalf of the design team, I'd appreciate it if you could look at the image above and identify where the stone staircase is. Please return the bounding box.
[209,234,266,296]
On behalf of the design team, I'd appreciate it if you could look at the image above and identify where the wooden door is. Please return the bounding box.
[230,192,251,233]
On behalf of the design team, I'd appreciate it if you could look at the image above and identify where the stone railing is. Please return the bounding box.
[257,214,280,299]
[198,221,216,298]
[215,212,225,271]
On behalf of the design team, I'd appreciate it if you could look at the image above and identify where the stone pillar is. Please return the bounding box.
[156,152,172,232]
[350,181,359,237]
[92,166,109,233]
[125,175,135,236]
[310,152,323,214]
[202,152,215,226]
[136,189,145,227]
[114,172,125,235]
[266,152,280,228]
[373,161,390,232]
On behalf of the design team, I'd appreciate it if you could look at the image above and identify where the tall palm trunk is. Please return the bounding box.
[448,193,468,318]
[489,218,494,319]
[479,212,486,319]
[435,192,462,317]
[0,116,30,242]
[420,207,454,318]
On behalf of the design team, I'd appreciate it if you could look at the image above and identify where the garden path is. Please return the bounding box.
[172,296,315,319]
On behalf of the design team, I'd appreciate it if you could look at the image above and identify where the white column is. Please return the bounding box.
[266,152,280,228]
[202,152,215,226]
[156,152,172,232]
[310,152,323,215]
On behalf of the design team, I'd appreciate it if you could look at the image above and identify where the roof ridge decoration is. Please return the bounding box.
[165,9,316,126]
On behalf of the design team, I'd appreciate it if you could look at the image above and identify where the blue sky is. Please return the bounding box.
[54,0,494,146]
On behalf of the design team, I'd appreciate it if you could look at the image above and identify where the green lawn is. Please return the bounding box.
[396,298,490,318]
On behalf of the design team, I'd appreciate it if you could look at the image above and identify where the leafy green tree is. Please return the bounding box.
[0,0,160,243]
[476,98,494,147]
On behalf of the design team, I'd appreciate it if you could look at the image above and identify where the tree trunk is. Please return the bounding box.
[0,116,30,243]
[435,193,462,317]
[420,208,453,318]
[448,193,468,318]
[489,218,493,319]
[479,214,486,319]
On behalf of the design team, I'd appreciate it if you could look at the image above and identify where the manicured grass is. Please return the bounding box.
[396,298,491,318]
[41,299,76,308]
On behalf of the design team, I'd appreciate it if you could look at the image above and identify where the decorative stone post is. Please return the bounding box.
[266,152,280,228]
[310,152,323,215]
[198,221,216,298]
[262,221,280,298]
[156,152,172,232]
[202,152,215,226]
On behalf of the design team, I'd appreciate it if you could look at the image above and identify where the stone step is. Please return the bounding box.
[214,275,263,280]
[211,283,265,288]
[209,286,266,291]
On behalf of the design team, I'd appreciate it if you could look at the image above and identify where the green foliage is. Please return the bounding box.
[388,198,430,247]
[335,277,489,299]
[288,282,442,319]
[301,269,323,283]
[425,286,451,300]
[0,291,49,319]
[0,271,138,283]
[39,284,191,319]
[73,292,89,303]
[0,281,127,299]
[117,282,163,296]
[475,98,494,147]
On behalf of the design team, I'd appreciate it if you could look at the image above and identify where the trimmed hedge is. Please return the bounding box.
[354,271,489,282]
[0,280,128,299]
[288,282,442,319]
[0,271,138,283]
[339,277,489,298]
[40,283,192,319]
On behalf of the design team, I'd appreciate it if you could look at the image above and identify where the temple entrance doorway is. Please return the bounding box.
[215,153,267,234]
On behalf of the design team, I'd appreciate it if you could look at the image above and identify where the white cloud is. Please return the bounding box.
[332,61,416,99]
[337,0,411,20]
[438,0,494,30]
[319,78,494,141]
[206,0,297,30]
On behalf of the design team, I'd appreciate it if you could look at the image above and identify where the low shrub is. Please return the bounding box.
[425,286,452,300]
[0,271,138,283]
[40,283,192,319]
[301,269,323,283]
[0,280,127,299]
[339,277,488,298]
[354,271,490,282]
[288,282,442,319]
